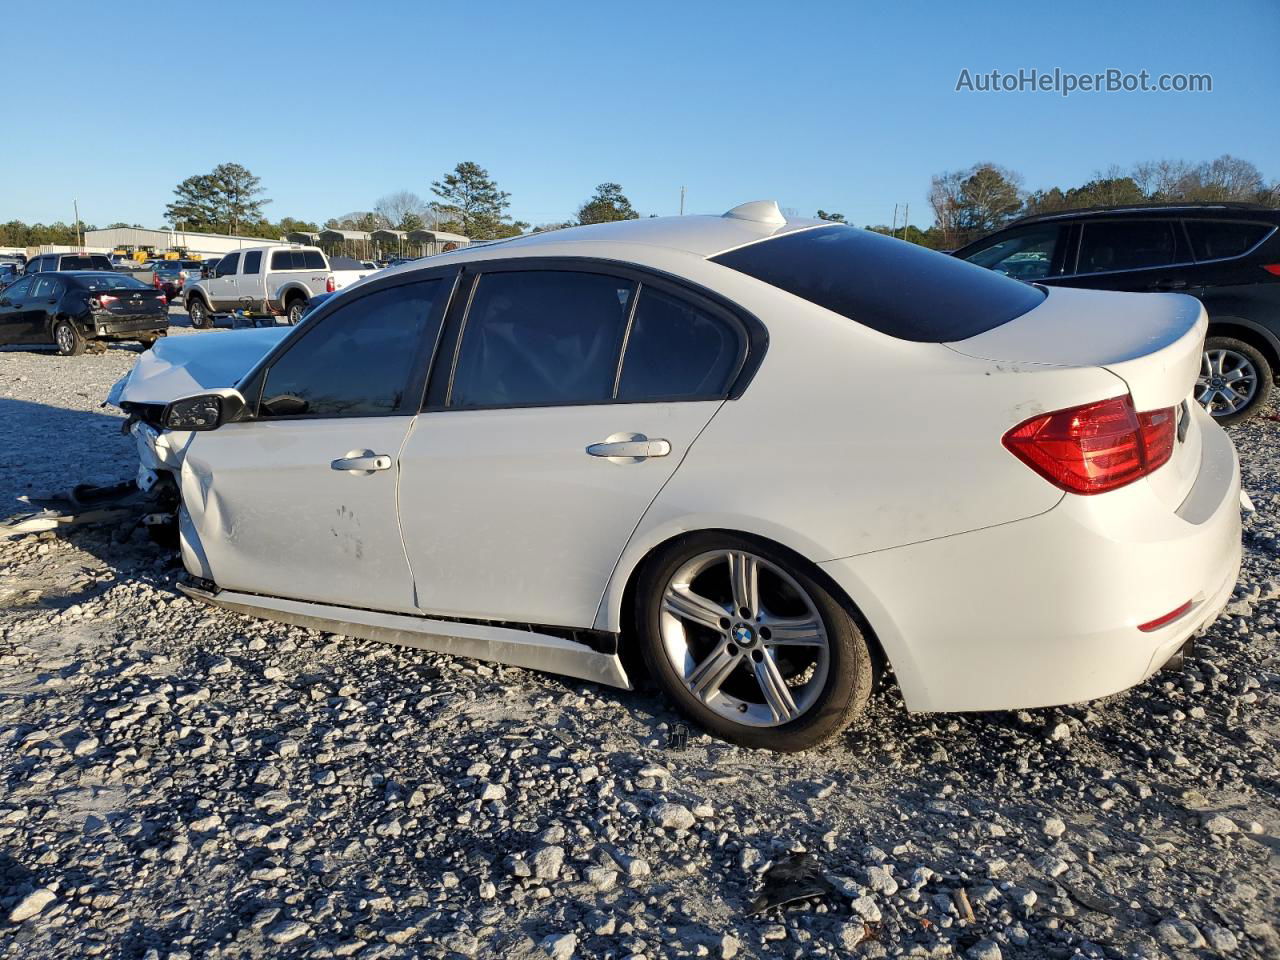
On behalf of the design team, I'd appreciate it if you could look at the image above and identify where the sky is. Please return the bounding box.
[2,0,1277,231]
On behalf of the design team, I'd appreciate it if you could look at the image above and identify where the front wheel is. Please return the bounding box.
[187,299,211,329]
[53,320,85,356]
[1197,336,1273,426]
[636,533,873,752]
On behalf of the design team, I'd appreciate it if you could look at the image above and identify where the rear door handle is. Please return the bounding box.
[331,452,392,472]
[587,432,671,462]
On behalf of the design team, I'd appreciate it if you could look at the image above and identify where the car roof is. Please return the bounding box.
[1008,202,1279,227]
[421,202,831,267]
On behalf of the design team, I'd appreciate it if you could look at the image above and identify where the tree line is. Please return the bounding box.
[4,154,1275,252]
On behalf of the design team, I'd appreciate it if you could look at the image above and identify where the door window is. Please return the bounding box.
[616,288,742,401]
[449,270,635,408]
[1184,220,1272,262]
[303,250,326,269]
[1077,220,1179,274]
[1,277,33,300]
[241,250,262,274]
[257,279,443,418]
[962,224,1063,280]
[215,253,240,277]
[31,277,61,299]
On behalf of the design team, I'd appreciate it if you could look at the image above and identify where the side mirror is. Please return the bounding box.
[162,389,247,431]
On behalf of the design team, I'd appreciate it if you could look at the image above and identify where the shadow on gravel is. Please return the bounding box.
[0,398,134,511]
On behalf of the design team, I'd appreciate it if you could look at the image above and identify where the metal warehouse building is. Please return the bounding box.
[82,227,282,257]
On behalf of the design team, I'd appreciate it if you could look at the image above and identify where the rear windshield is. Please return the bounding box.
[59,256,112,270]
[711,225,1046,342]
[73,273,150,291]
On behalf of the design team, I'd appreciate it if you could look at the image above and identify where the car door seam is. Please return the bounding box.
[394,414,422,609]
[590,399,728,629]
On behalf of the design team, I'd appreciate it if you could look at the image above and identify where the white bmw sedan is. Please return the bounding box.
[108,201,1242,752]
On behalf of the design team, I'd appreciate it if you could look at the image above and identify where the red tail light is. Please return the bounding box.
[1003,395,1176,495]
[153,274,161,288]
[1263,264,1280,276]
[98,294,118,309]
[158,294,168,306]
[326,275,336,293]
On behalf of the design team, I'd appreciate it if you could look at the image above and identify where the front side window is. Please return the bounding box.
[1185,220,1272,262]
[616,288,742,401]
[215,253,239,277]
[962,224,1063,281]
[258,279,443,418]
[241,251,262,274]
[1077,220,1179,274]
[712,225,1045,343]
[449,270,635,408]
[2,276,33,300]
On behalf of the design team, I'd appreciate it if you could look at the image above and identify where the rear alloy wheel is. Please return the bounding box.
[287,297,308,325]
[54,320,85,356]
[188,299,211,329]
[637,534,872,752]
[1196,336,1272,426]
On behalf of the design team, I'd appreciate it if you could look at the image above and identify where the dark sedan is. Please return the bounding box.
[152,260,203,299]
[0,271,169,355]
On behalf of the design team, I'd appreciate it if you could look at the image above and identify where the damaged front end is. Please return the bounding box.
[6,328,288,542]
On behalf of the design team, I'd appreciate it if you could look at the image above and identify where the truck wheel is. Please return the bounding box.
[54,320,86,356]
[286,297,308,325]
[188,299,211,329]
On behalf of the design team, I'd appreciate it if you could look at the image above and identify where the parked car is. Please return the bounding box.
[200,257,221,279]
[953,203,1280,424]
[151,260,203,299]
[0,262,20,290]
[0,271,168,355]
[106,202,1240,751]
[24,252,115,274]
[328,255,376,291]
[184,245,336,328]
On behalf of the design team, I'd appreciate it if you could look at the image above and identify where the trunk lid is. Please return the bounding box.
[95,289,168,316]
[947,286,1207,509]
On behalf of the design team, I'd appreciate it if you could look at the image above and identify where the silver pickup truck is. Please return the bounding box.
[184,245,371,327]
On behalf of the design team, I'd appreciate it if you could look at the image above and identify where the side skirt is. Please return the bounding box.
[178,585,633,690]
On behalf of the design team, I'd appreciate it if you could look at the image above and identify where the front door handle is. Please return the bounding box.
[331,451,392,473]
[587,432,671,463]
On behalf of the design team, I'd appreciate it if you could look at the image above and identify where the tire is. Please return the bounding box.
[286,297,308,325]
[1197,335,1273,426]
[53,320,85,356]
[635,532,873,752]
[188,298,211,329]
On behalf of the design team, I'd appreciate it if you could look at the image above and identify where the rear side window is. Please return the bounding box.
[711,225,1045,342]
[258,279,443,418]
[270,250,299,270]
[449,270,635,408]
[617,288,741,401]
[242,251,262,274]
[215,253,239,277]
[1077,220,1179,274]
[31,276,61,299]
[1185,220,1272,262]
[303,250,326,270]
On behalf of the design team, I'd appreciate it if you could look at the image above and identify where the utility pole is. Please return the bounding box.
[902,203,909,241]
[73,199,82,250]
[890,203,898,237]
[679,186,686,216]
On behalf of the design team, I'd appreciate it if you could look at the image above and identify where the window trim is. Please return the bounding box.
[1050,218,1276,279]
[422,257,766,414]
[236,266,460,423]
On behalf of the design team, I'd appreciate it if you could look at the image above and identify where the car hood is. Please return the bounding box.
[106,327,291,407]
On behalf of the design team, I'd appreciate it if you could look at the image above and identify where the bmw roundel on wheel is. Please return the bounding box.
[106,201,1242,752]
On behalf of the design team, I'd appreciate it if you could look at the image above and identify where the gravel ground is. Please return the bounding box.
[2,319,1279,960]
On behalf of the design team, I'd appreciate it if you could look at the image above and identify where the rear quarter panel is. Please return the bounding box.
[592,262,1126,631]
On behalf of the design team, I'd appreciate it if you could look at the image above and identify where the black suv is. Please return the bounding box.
[954,204,1280,424]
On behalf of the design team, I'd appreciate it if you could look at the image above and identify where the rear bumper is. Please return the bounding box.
[92,316,169,339]
[820,409,1243,713]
